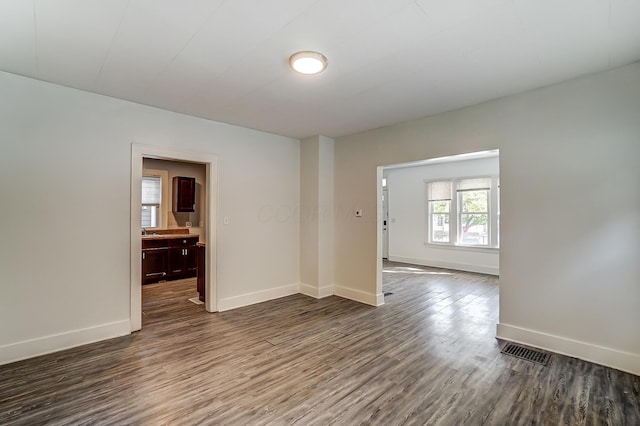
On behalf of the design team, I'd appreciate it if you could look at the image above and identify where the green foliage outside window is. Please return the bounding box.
[461,190,488,229]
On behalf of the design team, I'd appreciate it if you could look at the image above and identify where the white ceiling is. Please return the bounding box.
[1,0,639,139]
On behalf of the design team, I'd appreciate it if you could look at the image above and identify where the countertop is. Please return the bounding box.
[141,233,199,241]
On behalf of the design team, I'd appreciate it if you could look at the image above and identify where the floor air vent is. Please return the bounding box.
[501,343,550,365]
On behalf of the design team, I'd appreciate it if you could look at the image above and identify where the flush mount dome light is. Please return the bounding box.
[289,51,328,75]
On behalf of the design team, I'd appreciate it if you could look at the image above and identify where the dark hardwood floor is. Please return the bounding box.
[1,262,638,425]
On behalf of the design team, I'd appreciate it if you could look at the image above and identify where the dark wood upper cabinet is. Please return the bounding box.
[172,176,196,212]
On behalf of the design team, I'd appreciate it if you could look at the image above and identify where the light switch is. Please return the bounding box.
[223,216,230,225]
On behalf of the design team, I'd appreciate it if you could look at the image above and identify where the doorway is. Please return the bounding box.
[375,150,500,300]
[130,144,218,332]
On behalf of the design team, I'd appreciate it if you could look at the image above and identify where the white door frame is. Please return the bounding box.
[130,143,218,331]
[382,188,389,259]
[375,166,384,302]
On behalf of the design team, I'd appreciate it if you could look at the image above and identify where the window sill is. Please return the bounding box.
[425,243,499,253]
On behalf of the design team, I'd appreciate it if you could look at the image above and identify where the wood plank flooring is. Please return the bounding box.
[1,262,638,425]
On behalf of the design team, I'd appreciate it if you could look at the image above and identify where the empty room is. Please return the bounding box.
[1,1,639,424]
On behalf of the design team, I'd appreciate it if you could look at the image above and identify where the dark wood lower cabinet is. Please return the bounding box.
[197,243,205,302]
[142,248,168,284]
[168,246,197,279]
[142,236,198,284]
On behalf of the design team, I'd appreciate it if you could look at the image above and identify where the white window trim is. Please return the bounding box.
[427,200,451,244]
[426,180,453,245]
[142,168,169,230]
[425,175,500,250]
[424,242,499,253]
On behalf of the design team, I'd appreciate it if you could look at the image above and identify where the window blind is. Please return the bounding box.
[142,176,161,204]
[457,177,491,192]
[428,181,452,201]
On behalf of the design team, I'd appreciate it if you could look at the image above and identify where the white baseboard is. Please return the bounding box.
[334,285,384,307]
[497,323,640,376]
[388,256,499,276]
[0,320,131,366]
[299,283,334,299]
[217,283,300,312]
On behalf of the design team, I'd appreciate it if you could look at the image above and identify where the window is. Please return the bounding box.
[458,178,490,246]
[142,176,161,228]
[428,181,452,243]
[427,176,499,248]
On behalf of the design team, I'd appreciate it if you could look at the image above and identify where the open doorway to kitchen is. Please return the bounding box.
[141,158,205,322]
[130,144,218,332]
[376,149,500,303]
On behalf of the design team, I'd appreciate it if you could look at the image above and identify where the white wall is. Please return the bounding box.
[317,136,335,293]
[385,156,499,275]
[0,72,300,363]
[334,63,640,374]
[300,137,320,289]
[299,136,335,298]
[2,64,639,375]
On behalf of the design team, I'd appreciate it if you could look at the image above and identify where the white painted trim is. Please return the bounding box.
[131,145,143,331]
[218,283,300,312]
[388,255,499,276]
[383,149,499,170]
[375,166,384,299]
[204,158,219,314]
[497,323,640,376]
[0,320,130,366]
[334,285,384,306]
[131,144,218,332]
[299,283,334,299]
[423,243,499,254]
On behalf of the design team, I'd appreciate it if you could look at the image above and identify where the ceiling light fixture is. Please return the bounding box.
[289,51,328,75]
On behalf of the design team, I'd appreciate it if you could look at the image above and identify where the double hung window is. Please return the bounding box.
[427,176,498,248]
[457,178,490,246]
[142,176,161,228]
[427,181,452,243]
